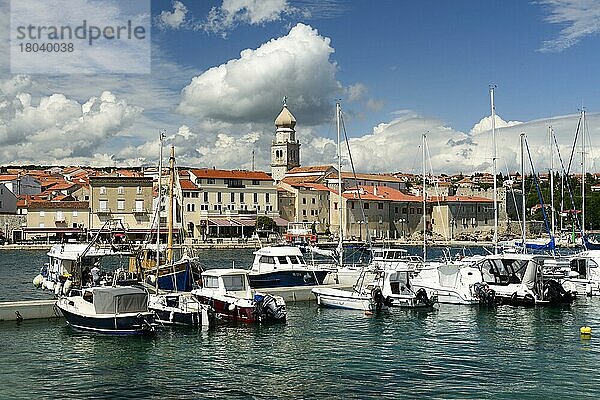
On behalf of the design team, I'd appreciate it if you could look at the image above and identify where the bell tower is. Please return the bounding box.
[271,97,300,182]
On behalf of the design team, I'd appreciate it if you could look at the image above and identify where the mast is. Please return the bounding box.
[581,108,586,238]
[155,131,164,292]
[490,85,498,254]
[521,133,527,254]
[422,132,427,261]
[167,145,175,265]
[336,101,343,267]
[549,126,555,242]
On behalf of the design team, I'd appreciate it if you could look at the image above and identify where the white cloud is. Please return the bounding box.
[537,0,600,52]
[156,1,189,30]
[347,83,367,101]
[469,114,522,135]
[366,98,384,112]
[203,0,293,34]
[178,23,342,126]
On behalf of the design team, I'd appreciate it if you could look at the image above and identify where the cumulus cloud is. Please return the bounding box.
[366,98,384,112]
[347,83,367,101]
[202,0,294,34]
[537,0,600,52]
[0,86,142,164]
[178,23,342,125]
[156,1,189,30]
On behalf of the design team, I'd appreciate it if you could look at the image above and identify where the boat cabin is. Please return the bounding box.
[200,269,253,299]
[569,251,600,280]
[477,255,539,289]
[251,246,307,273]
[370,248,422,270]
[284,222,317,244]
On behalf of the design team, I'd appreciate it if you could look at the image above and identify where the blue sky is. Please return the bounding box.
[1,0,599,174]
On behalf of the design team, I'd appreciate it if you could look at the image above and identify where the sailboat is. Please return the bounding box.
[145,141,212,327]
[312,101,390,312]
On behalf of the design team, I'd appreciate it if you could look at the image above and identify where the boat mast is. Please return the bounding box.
[490,85,498,254]
[422,132,427,261]
[581,108,586,238]
[549,125,555,243]
[336,101,343,267]
[156,132,164,292]
[521,133,527,254]
[167,145,175,265]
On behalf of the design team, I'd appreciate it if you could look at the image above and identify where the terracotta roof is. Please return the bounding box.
[180,179,200,191]
[49,182,79,190]
[27,201,89,209]
[283,181,335,193]
[281,176,321,184]
[0,174,18,181]
[339,172,403,183]
[286,165,333,174]
[429,195,493,203]
[342,186,421,202]
[189,169,272,181]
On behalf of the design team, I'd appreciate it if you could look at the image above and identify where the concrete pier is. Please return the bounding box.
[0,300,61,321]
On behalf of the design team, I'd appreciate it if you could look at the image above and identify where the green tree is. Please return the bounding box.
[256,216,276,231]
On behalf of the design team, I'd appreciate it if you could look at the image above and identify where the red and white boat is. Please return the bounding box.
[191,269,286,323]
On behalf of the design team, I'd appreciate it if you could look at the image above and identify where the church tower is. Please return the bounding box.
[271,98,300,182]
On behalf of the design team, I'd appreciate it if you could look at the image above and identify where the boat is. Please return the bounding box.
[284,221,317,245]
[192,269,287,323]
[311,285,389,311]
[56,285,157,334]
[560,250,600,296]
[33,220,134,293]
[248,245,331,288]
[144,142,212,327]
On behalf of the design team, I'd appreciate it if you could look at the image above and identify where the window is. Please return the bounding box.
[253,193,258,203]
[290,256,300,264]
[99,186,106,195]
[402,207,407,214]
[312,198,316,204]
[259,256,275,264]
[203,276,219,288]
[184,192,191,198]
[99,200,108,211]
[334,202,338,210]
[187,204,196,212]
[350,202,354,209]
[395,206,399,213]
[117,200,125,210]
[217,192,222,203]
[135,200,144,211]
[410,208,415,214]
[117,186,124,195]
[56,211,64,221]
[252,180,260,185]
[417,208,422,214]
[207,179,215,184]
[136,186,142,194]
[222,275,245,290]
[302,197,307,205]
[378,202,383,210]
[364,203,370,209]
[40,211,45,217]
[230,192,235,202]
[200,204,209,211]
[240,193,244,202]
[277,256,288,264]
[303,210,307,216]
[265,193,270,203]
[204,192,209,202]
[72,210,78,217]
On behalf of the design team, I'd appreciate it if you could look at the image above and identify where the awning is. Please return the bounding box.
[23,227,84,233]
[207,218,237,227]
[235,219,256,227]
[272,217,290,227]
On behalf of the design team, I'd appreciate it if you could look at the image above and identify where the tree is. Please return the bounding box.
[256,216,276,231]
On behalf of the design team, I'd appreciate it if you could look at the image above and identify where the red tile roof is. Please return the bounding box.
[342,186,421,202]
[281,176,322,184]
[180,179,200,191]
[189,169,272,181]
[27,201,89,209]
[286,165,334,174]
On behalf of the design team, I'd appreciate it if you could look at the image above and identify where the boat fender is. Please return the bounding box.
[33,274,44,288]
[63,280,73,296]
[228,303,236,311]
[580,326,592,336]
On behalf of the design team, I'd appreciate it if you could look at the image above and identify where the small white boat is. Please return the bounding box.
[311,285,388,312]
[372,268,436,308]
[192,269,286,323]
[148,292,213,327]
[560,250,600,296]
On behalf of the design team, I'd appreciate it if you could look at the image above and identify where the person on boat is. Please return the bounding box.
[91,264,100,285]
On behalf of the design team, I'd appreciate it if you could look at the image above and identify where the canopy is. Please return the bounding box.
[93,286,148,314]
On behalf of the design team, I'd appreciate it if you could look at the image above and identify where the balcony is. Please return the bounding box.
[132,208,147,214]
[96,208,111,214]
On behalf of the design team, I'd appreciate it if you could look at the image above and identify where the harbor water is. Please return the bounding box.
[1,248,599,399]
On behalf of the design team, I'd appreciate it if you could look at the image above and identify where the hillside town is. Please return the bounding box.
[0,103,595,245]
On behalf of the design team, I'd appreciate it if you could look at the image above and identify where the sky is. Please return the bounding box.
[1,0,600,175]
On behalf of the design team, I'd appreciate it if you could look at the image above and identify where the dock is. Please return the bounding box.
[0,299,61,321]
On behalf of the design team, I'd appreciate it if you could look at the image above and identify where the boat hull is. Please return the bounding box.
[57,302,155,335]
[194,296,258,323]
[312,287,375,311]
[249,270,329,289]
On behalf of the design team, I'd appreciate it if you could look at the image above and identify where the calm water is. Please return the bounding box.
[1,248,599,399]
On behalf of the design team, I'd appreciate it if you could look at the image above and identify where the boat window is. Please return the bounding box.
[203,276,219,288]
[223,275,246,291]
[277,256,288,264]
[289,256,300,264]
[374,252,383,259]
[394,252,405,260]
[259,256,275,264]
[590,259,598,268]
[571,259,587,278]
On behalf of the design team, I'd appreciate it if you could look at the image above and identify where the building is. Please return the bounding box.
[277,180,332,233]
[182,169,283,238]
[430,195,494,240]
[0,183,17,214]
[89,176,154,238]
[23,200,89,241]
[271,101,300,182]
[326,172,407,192]
[0,174,41,196]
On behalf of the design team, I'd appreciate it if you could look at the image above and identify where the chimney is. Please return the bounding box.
[373,185,378,196]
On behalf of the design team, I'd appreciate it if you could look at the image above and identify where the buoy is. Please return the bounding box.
[580,326,592,335]
[33,274,44,288]
[364,310,373,316]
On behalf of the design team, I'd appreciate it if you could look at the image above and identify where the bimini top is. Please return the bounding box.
[253,246,303,257]
[91,286,149,314]
[47,243,119,260]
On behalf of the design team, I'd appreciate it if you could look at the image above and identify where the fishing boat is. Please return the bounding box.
[56,285,157,334]
[248,245,331,288]
[192,269,286,323]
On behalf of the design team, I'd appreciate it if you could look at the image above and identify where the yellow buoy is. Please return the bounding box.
[580,326,592,335]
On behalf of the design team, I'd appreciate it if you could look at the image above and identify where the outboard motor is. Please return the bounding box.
[254,294,287,322]
[473,282,496,306]
[371,287,388,311]
[414,288,434,307]
[543,279,575,304]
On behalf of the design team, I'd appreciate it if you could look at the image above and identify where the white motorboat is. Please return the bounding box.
[311,286,386,311]
[192,269,286,323]
[148,292,213,327]
[560,250,600,296]
[56,285,157,335]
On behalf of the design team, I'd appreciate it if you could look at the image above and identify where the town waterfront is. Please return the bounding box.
[1,248,600,399]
